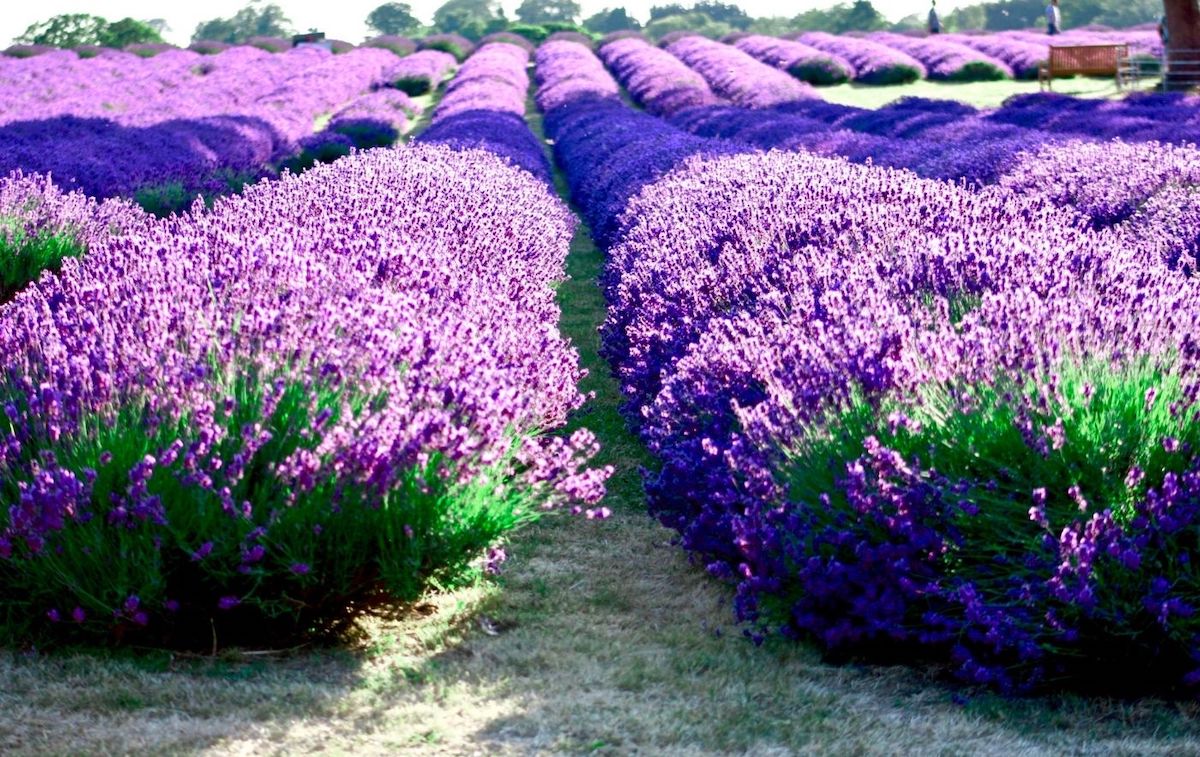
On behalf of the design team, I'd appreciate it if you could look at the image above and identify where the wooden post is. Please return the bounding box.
[1164,0,1200,90]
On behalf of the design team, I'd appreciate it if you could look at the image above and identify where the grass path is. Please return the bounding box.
[2,90,1200,757]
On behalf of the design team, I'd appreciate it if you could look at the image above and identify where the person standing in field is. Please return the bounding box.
[928,1,941,34]
[1159,13,1169,47]
[1046,0,1061,36]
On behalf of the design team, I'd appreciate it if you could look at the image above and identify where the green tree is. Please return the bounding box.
[98,18,164,48]
[192,1,293,43]
[367,3,422,35]
[515,0,582,25]
[433,0,505,38]
[645,11,731,40]
[583,7,641,32]
[792,1,886,33]
[16,14,109,48]
[649,4,689,20]
[693,2,750,29]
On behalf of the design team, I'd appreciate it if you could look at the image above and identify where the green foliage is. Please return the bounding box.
[134,172,257,218]
[192,1,293,45]
[0,372,537,648]
[366,3,423,36]
[792,1,887,34]
[947,0,1161,31]
[646,13,731,41]
[583,7,641,33]
[508,23,550,42]
[747,16,798,36]
[0,218,84,302]
[515,0,582,25]
[433,0,506,40]
[17,15,109,48]
[692,2,751,30]
[98,18,164,48]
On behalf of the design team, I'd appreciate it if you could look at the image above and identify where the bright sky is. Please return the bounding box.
[2,1,971,47]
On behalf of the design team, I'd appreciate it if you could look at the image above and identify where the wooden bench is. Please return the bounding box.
[1039,44,1131,91]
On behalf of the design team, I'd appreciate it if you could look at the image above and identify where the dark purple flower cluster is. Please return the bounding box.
[535,39,1200,693]
[666,36,817,108]
[598,37,721,116]
[418,43,551,184]
[867,31,1012,82]
[733,35,854,86]
[385,49,457,95]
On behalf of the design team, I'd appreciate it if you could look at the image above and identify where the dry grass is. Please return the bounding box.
[1,89,1199,757]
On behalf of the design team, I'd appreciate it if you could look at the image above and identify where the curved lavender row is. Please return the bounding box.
[596,37,719,117]
[795,32,926,85]
[868,31,1012,82]
[943,33,1046,80]
[536,40,623,114]
[989,93,1200,144]
[0,144,608,638]
[418,33,475,62]
[733,35,854,86]
[0,47,399,199]
[418,43,551,184]
[665,36,817,109]
[537,39,1200,693]
[384,49,457,95]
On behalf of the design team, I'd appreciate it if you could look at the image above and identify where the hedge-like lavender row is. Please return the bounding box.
[0,46,399,201]
[671,97,1200,268]
[385,49,457,95]
[418,43,551,183]
[326,89,422,149]
[665,35,816,108]
[943,33,1046,80]
[732,35,854,86]
[597,37,719,116]
[793,32,925,85]
[0,142,608,647]
[537,40,1200,694]
[869,31,1012,82]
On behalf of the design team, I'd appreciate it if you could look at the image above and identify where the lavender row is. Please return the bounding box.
[536,40,1200,693]
[386,49,457,95]
[0,45,399,201]
[793,32,925,85]
[596,37,718,116]
[665,35,816,109]
[0,139,608,644]
[417,42,551,184]
[868,31,1012,82]
[732,35,854,86]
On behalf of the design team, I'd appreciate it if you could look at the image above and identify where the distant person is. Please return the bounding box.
[1159,13,1169,46]
[1046,0,1061,36]
[928,1,941,35]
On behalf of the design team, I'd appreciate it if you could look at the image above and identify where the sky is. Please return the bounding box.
[2,1,971,47]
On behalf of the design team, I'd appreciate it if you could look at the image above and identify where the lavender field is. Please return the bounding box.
[3,26,1200,755]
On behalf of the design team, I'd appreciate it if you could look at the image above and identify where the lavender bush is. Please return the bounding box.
[599,37,722,116]
[535,38,1200,694]
[869,32,1012,82]
[733,35,854,86]
[795,32,926,85]
[666,36,816,108]
[418,33,475,62]
[0,145,607,647]
[386,49,457,95]
[364,36,417,57]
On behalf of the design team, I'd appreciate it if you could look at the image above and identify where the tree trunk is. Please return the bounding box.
[1165,0,1200,90]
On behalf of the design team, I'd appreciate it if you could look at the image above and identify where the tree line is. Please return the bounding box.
[11,0,1174,50]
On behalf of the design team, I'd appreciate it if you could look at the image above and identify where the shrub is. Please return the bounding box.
[479,32,536,53]
[0,146,605,648]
